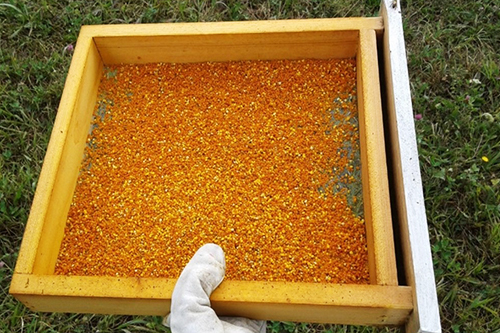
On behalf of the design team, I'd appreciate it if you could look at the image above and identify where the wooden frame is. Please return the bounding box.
[10,10,440,332]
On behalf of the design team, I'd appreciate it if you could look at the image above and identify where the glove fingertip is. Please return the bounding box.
[162,313,171,328]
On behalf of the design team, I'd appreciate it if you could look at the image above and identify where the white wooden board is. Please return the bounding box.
[380,1,442,332]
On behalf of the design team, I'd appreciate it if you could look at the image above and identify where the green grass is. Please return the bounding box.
[1,0,499,332]
[405,1,500,331]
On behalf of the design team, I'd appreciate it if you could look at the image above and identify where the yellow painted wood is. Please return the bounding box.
[95,31,359,64]
[357,29,398,286]
[32,39,103,275]
[12,31,101,275]
[11,18,408,325]
[87,18,382,64]
[10,274,412,325]
[85,17,384,37]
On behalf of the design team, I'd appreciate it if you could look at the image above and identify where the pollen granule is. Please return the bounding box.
[54,58,369,284]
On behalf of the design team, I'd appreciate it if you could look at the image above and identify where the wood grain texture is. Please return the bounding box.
[357,29,398,286]
[10,274,412,325]
[380,0,441,332]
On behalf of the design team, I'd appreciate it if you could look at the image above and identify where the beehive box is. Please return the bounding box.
[10,1,441,332]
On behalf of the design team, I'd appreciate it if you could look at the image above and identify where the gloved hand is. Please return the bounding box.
[164,243,267,333]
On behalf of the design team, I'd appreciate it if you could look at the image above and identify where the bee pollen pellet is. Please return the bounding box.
[54,59,369,284]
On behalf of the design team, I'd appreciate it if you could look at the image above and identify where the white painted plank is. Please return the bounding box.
[380,1,442,333]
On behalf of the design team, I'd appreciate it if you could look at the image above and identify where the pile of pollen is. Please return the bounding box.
[54,58,369,284]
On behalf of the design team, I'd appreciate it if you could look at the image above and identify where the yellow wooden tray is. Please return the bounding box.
[11,7,440,331]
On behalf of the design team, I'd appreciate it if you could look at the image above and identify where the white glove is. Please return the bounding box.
[164,243,267,333]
